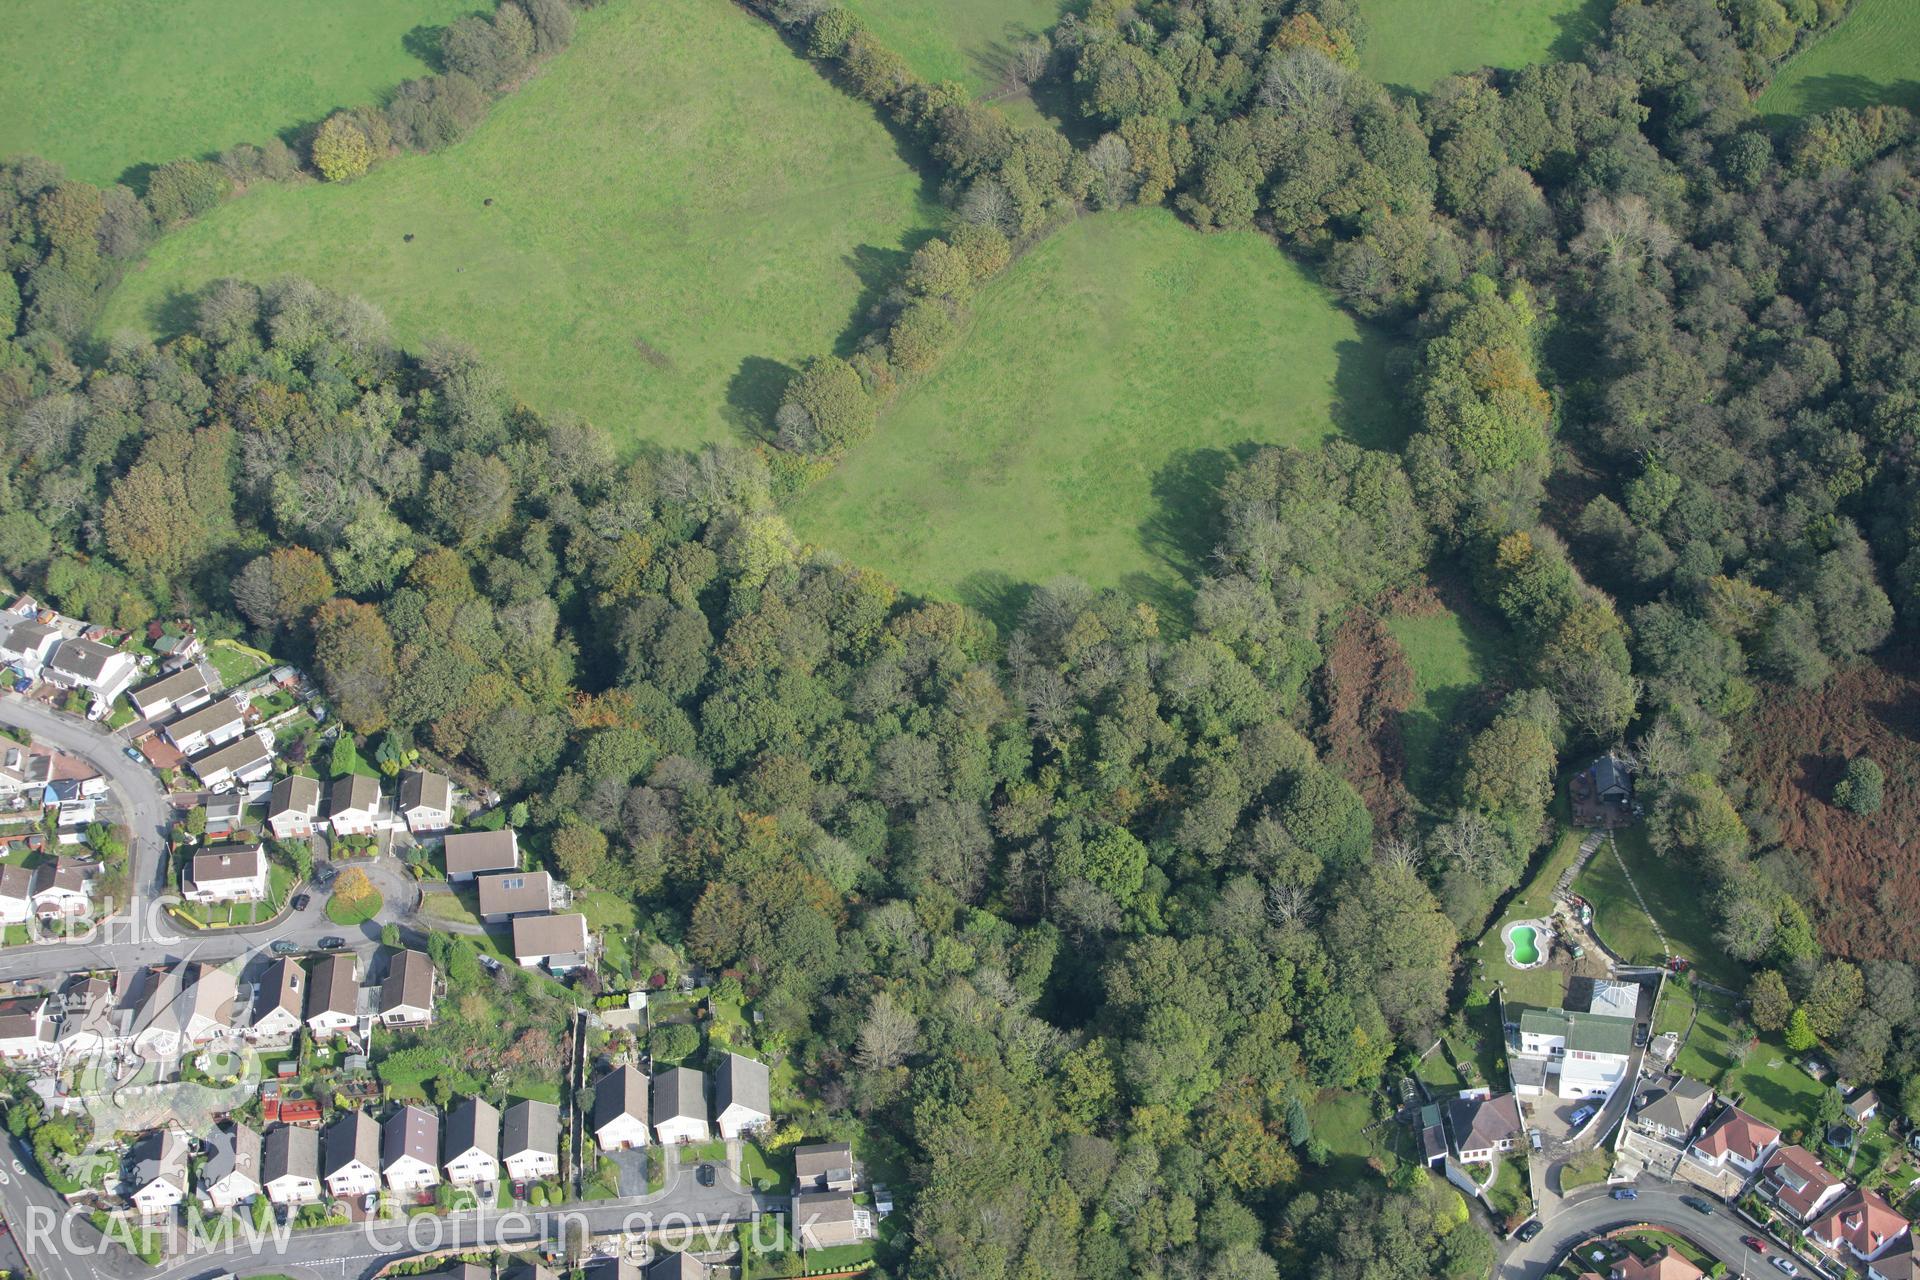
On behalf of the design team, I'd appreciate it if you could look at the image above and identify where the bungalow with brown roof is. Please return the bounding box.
[792,1142,856,1193]
[1612,1247,1703,1280]
[477,870,556,923]
[1446,1092,1522,1164]
[1634,1076,1714,1142]
[791,1189,872,1250]
[511,912,590,972]
[1690,1104,1780,1175]
[1812,1187,1910,1262]
[1761,1144,1847,1222]
[29,858,90,917]
[444,829,520,882]
[250,957,305,1044]
[129,665,211,722]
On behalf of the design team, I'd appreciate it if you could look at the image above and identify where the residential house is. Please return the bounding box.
[1446,1092,1523,1164]
[191,734,273,791]
[126,963,191,1059]
[1690,1105,1780,1176]
[501,1100,560,1182]
[593,1065,651,1151]
[1418,1104,1448,1167]
[1870,1238,1920,1280]
[443,1097,500,1188]
[1514,1008,1636,1099]
[328,774,388,837]
[444,829,520,881]
[44,636,138,706]
[478,871,556,923]
[586,1263,641,1280]
[506,1266,560,1280]
[653,1066,711,1145]
[53,973,124,1062]
[397,770,454,835]
[382,1104,442,1195]
[715,1052,772,1139]
[323,1110,382,1200]
[0,997,54,1063]
[0,864,32,926]
[648,1254,708,1280]
[129,666,210,722]
[163,699,246,758]
[423,1267,490,1280]
[306,953,359,1039]
[791,1189,872,1250]
[262,1124,323,1206]
[1612,1247,1702,1280]
[1849,1090,1882,1126]
[792,1142,856,1193]
[1635,1076,1714,1142]
[0,620,61,677]
[179,962,238,1043]
[511,912,590,972]
[29,859,90,918]
[186,844,270,904]
[251,958,305,1044]
[379,950,435,1028]
[267,775,322,842]
[1761,1144,1848,1222]
[1811,1187,1910,1262]
[201,1121,262,1210]
[127,1129,190,1217]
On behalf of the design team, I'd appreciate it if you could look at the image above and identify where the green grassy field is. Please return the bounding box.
[1356,0,1610,91]
[842,0,1064,93]
[1656,982,1824,1137]
[0,0,476,185]
[1757,0,1920,119]
[788,207,1401,623]
[1574,827,1744,987]
[1388,601,1504,805]
[99,0,937,455]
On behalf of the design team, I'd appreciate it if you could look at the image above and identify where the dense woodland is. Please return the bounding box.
[3,0,1920,1277]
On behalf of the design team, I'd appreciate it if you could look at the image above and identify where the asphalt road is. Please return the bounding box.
[1501,1184,1788,1280]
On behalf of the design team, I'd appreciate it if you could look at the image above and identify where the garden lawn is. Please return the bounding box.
[788,207,1401,622]
[1574,827,1744,987]
[206,640,270,688]
[841,0,1064,93]
[1308,1090,1380,1185]
[1388,600,1506,806]
[99,0,938,456]
[1356,0,1610,92]
[0,0,474,186]
[1757,0,1920,120]
[1664,987,1824,1137]
[1467,825,1583,1000]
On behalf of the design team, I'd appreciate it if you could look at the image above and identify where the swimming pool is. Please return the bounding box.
[1510,925,1539,966]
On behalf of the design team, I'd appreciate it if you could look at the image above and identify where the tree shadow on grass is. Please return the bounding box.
[403,24,450,73]
[721,355,794,442]
[1762,73,1920,121]
[1547,0,1614,63]
[1128,445,1251,632]
[1331,332,1412,451]
[832,241,923,358]
[953,570,1033,641]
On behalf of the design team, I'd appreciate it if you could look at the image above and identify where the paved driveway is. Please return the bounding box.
[607,1148,650,1197]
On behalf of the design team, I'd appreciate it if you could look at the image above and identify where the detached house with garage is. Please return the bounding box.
[191,733,273,791]
[397,769,454,834]
[653,1066,711,1145]
[444,1097,500,1188]
[201,1120,262,1210]
[1761,1144,1848,1223]
[502,1100,560,1182]
[130,665,211,722]
[262,1124,323,1206]
[715,1053,772,1139]
[511,912,591,972]
[127,1129,190,1217]
[164,699,245,758]
[383,1105,441,1195]
[1446,1092,1523,1163]
[594,1065,651,1151]
[186,844,270,904]
[379,950,435,1028]
[251,958,305,1044]
[29,859,90,918]
[1514,1007,1635,1099]
[323,1110,382,1200]
[306,953,359,1039]
[0,620,60,678]
[444,829,520,881]
[478,871,558,923]
[268,775,322,841]
[1634,1076,1714,1142]
[328,774,389,837]
[45,637,138,706]
[791,1190,872,1250]
[1689,1104,1779,1176]
[792,1142,857,1193]
[1811,1187,1910,1262]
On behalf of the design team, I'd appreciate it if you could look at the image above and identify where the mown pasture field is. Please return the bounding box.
[786,207,1401,621]
[840,0,1065,95]
[1757,0,1920,119]
[0,0,475,185]
[99,0,938,455]
[1355,0,1609,91]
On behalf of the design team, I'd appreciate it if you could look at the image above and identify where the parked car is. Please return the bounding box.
[1611,1188,1638,1200]
[697,1164,716,1187]
[269,940,300,956]
[1634,1024,1650,1047]
[1743,1238,1770,1255]
[1515,1221,1543,1242]
[122,746,144,763]
[1570,1106,1596,1126]
[1681,1195,1715,1215]
[362,1192,377,1213]
[318,936,348,950]
[11,678,31,694]
[291,893,311,911]
[1771,1258,1797,1276]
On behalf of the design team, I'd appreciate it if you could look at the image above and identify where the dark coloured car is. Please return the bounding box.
[1634,1024,1649,1047]
[318,935,348,950]
[697,1164,716,1187]
[291,893,311,911]
[1682,1195,1715,1215]
[1611,1188,1638,1200]
[268,940,300,956]
[1569,1105,1596,1126]
[1515,1221,1543,1242]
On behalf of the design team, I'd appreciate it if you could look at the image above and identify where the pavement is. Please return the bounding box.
[1500,1183,1782,1280]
